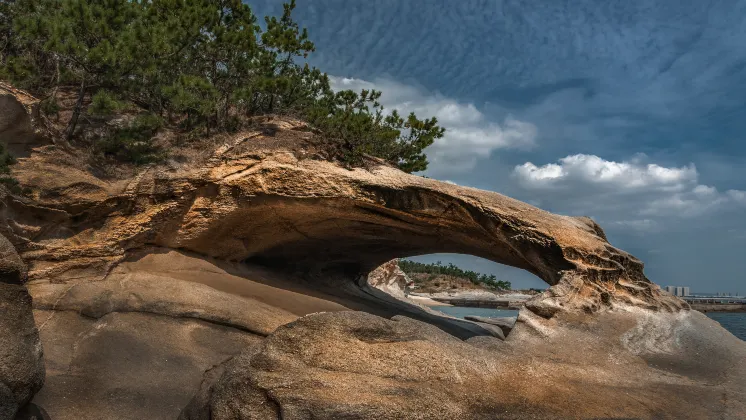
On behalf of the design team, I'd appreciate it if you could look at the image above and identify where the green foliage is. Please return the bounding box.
[0,141,18,189]
[306,89,444,172]
[98,114,164,164]
[88,90,124,116]
[1,0,445,172]
[40,97,60,117]
[399,259,512,290]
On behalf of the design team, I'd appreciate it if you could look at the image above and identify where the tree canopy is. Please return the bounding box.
[0,0,444,172]
[398,260,512,291]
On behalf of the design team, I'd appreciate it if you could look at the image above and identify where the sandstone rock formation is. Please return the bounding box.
[0,82,52,157]
[1,83,744,419]
[180,309,746,419]
[366,259,411,300]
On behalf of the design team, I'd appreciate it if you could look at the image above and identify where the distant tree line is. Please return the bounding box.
[398,260,512,291]
[0,0,444,171]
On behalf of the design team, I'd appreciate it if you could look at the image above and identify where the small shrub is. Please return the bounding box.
[0,142,19,191]
[40,97,60,117]
[88,90,125,116]
[98,114,165,164]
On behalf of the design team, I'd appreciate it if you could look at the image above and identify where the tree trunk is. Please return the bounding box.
[50,56,61,121]
[65,77,87,141]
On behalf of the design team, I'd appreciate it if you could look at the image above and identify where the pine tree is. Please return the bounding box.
[1,0,445,171]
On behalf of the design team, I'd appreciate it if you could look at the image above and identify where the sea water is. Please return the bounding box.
[433,306,746,341]
[431,306,519,319]
[706,313,746,341]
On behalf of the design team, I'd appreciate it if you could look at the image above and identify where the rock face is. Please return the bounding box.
[366,259,411,299]
[0,233,44,419]
[1,83,745,419]
[180,310,746,420]
[464,316,515,336]
[0,82,52,157]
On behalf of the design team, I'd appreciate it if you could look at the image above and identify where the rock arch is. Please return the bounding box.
[148,155,685,318]
[0,83,684,320]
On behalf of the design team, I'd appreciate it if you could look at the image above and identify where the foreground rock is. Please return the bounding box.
[0,234,44,419]
[181,310,746,419]
[32,310,261,420]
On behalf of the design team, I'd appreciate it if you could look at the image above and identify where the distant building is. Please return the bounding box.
[665,286,690,297]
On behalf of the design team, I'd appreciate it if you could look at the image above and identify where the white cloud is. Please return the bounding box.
[512,154,746,222]
[330,76,537,173]
[514,154,697,191]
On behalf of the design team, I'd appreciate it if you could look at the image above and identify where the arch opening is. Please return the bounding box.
[364,254,549,339]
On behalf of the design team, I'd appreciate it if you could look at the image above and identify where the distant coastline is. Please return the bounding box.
[691,303,746,313]
[685,297,746,313]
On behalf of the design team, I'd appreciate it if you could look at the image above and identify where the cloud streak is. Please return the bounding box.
[330,76,537,173]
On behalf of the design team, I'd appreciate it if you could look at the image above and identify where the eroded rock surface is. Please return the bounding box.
[181,310,746,420]
[32,309,262,420]
[366,259,411,300]
[0,233,44,419]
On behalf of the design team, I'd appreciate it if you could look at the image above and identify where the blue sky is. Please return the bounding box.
[252,0,746,292]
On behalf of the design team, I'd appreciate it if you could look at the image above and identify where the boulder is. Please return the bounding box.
[0,232,26,285]
[366,259,411,299]
[181,310,746,419]
[0,235,44,418]
[0,82,51,157]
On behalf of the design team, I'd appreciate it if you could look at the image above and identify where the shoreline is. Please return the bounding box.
[691,303,746,313]
[408,295,451,307]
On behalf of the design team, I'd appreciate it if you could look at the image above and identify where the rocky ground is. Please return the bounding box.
[2,83,746,419]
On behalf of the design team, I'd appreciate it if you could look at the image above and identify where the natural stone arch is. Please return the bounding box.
[0,82,683,322]
[148,157,684,318]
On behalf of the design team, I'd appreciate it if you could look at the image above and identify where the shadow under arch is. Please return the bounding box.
[216,185,679,338]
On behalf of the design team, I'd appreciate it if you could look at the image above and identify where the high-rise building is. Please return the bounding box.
[665,286,690,297]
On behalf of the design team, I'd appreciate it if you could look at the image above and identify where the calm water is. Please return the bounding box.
[431,306,519,319]
[433,306,746,342]
[707,313,746,341]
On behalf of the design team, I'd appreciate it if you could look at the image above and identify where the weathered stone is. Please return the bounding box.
[182,310,746,419]
[366,259,411,299]
[31,310,262,420]
[0,233,26,285]
[0,284,44,418]
[464,316,515,336]
[0,232,44,418]
[0,82,51,157]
